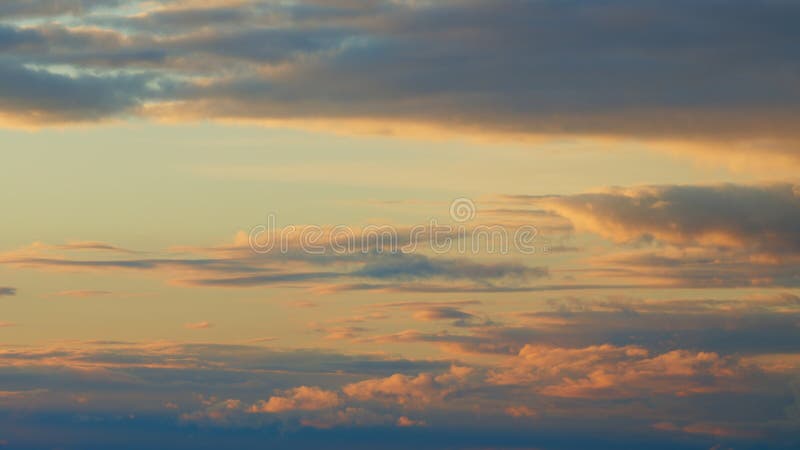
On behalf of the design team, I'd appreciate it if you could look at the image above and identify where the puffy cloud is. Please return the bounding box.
[488,344,756,399]
[343,366,473,407]
[250,386,341,413]
[0,340,794,448]
[504,405,537,418]
[396,415,426,427]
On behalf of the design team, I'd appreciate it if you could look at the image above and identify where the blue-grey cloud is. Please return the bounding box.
[0,0,798,152]
[0,0,124,19]
[0,61,164,122]
[185,253,547,288]
[0,340,795,449]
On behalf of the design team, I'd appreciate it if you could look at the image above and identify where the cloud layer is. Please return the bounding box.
[1,0,799,154]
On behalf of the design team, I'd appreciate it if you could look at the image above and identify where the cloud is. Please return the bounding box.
[391,304,492,328]
[396,415,426,427]
[539,183,800,255]
[0,287,15,297]
[505,405,537,418]
[653,421,758,438]
[369,292,800,356]
[0,0,798,157]
[412,307,474,322]
[0,0,124,18]
[250,386,341,413]
[0,340,793,448]
[0,61,164,124]
[52,290,112,298]
[1,240,548,292]
[182,253,548,288]
[184,321,213,329]
[343,366,473,407]
[505,182,800,289]
[488,344,756,399]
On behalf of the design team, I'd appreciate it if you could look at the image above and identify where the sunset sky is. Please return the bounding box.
[1,1,800,449]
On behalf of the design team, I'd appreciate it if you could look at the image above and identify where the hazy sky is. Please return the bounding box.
[1,1,799,449]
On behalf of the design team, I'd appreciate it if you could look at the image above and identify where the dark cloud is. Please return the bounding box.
[0,61,163,123]
[511,182,800,289]
[0,287,15,296]
[185,253,546,288]
[0,0,124,19]
[363,292,800,358]
[1,242,548,292]
[539,183,800,254]
[1,0,799,152]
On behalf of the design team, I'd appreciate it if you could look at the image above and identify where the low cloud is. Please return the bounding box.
[343,366,473,407]
[250,386,341,413]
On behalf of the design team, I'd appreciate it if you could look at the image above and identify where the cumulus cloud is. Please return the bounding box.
[505,405,537,418]
[0,340,793,448]
[396,415,426,427]
[250,386,341,413]
[343,366,473,407]
[488,344,756,399]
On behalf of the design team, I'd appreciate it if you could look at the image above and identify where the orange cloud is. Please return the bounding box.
[489,344,754,399]
[53,290,113,298]
[396,416,426,427]
[250,386,341,413]
[343,366,472,407]
[505,406,537,418]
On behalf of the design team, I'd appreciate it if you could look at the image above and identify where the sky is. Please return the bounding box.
[1,1,800,449]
